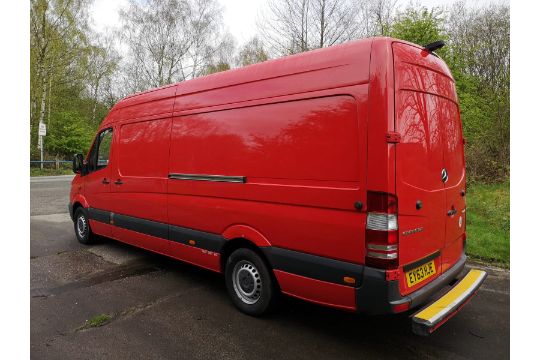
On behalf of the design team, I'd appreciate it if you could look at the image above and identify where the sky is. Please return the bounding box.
[90,0,506,45]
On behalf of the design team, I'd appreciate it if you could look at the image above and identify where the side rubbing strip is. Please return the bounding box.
[84,207,225,253]
[168,173,246,183]
[262,247,364,286]
[88,208,110,224]
[169,225,226,253]
[114,213,169,240]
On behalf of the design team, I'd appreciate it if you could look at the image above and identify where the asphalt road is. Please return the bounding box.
[31,175,510,359]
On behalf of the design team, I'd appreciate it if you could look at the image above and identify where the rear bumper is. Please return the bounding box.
[356,254,467,315]
[411,268,487,336]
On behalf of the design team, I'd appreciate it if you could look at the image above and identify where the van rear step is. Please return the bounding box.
[411,269,487,336]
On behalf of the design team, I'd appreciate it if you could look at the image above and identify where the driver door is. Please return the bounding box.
[83,127,114,238]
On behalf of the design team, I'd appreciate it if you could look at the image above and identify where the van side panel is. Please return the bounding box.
[117,119,171,179]
[169,241,222,273]
[168,92,367,264]
[170,96,359,181]
[108,112,172,254]
[110,117,170,223]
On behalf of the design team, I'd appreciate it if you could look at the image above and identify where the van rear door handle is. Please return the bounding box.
[102,178,110,184]
[447,209,457,216]
[114,179,123,185]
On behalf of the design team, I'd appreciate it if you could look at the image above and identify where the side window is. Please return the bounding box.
[88,128,113,173]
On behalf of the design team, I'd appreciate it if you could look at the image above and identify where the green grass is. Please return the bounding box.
[30,168,73,177]
[466,180,509,267]
[78,314,111,330]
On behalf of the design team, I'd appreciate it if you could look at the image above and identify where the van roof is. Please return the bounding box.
[111,37,380,111]
[107,37,450,117]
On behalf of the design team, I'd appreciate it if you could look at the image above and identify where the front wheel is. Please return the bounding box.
[225,248,278,316]
[73,207,96,245]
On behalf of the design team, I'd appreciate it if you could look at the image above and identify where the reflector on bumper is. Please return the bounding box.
[411,269,487,336]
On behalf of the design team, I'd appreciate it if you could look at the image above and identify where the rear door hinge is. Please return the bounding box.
[386,132,401,143]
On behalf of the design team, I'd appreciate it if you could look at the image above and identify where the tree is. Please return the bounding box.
[389,5,446,47]
[258,0,363,56]
[83,34,120,125]
[118,0,229,92]
[45,107,95,157]
[444,2,510,181]
[311,0,363,48]
[30,0,121,160]
[446,2,509,93]
[388,2,510,181]
[360,0,398,37]
[236,37,269,67]
[31,0,97,160]
[203,62,231,75]
[31,0,90,148]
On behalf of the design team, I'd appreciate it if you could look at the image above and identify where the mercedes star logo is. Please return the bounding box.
[441,168,448,183]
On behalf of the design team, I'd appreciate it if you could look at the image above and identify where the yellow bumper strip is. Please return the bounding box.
[412,269,487,336]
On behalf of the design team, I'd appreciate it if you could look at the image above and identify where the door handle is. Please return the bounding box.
[114,179,123,185]
[102,178,110,184]
[447,209,457,216]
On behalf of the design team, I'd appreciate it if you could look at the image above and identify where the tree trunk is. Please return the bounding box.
[37,64,48,168]
[91,81,99,124]
[47,71,52,127]
[319,0,325,48]
[38,76,47,135]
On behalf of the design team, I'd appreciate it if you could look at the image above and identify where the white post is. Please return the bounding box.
[38,122,47,170]
[41,137,44,170]
[37,136,42,170]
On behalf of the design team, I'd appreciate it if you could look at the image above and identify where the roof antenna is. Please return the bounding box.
[423,40,445,52]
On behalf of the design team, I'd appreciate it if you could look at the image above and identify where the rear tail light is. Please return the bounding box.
[365,191,399,269]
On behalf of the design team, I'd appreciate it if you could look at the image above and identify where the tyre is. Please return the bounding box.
[225,248,278,316]
[73,207,96,245]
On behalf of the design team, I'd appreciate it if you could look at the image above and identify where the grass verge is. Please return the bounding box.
[30,168,73,177]
[466,180,509,267]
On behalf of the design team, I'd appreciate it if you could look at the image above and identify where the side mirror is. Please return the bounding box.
[73,154,84,174]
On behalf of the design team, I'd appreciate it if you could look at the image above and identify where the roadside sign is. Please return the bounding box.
[39,122,47,136]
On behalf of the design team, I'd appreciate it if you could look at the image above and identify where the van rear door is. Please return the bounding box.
[439,99,466,273]
[393,42,464,295]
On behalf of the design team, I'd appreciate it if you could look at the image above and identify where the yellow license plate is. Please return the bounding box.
[406,260,437,287]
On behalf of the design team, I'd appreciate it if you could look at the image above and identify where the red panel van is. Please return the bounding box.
[69,37,486,335]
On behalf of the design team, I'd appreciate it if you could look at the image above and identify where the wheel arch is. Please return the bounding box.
[220,225,274,277]
[221,224,271,247]
[71,194,89,210]
[70,194,88,221]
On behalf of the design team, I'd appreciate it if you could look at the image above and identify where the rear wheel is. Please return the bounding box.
[225,248,278,316]
[74,207,96,245]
